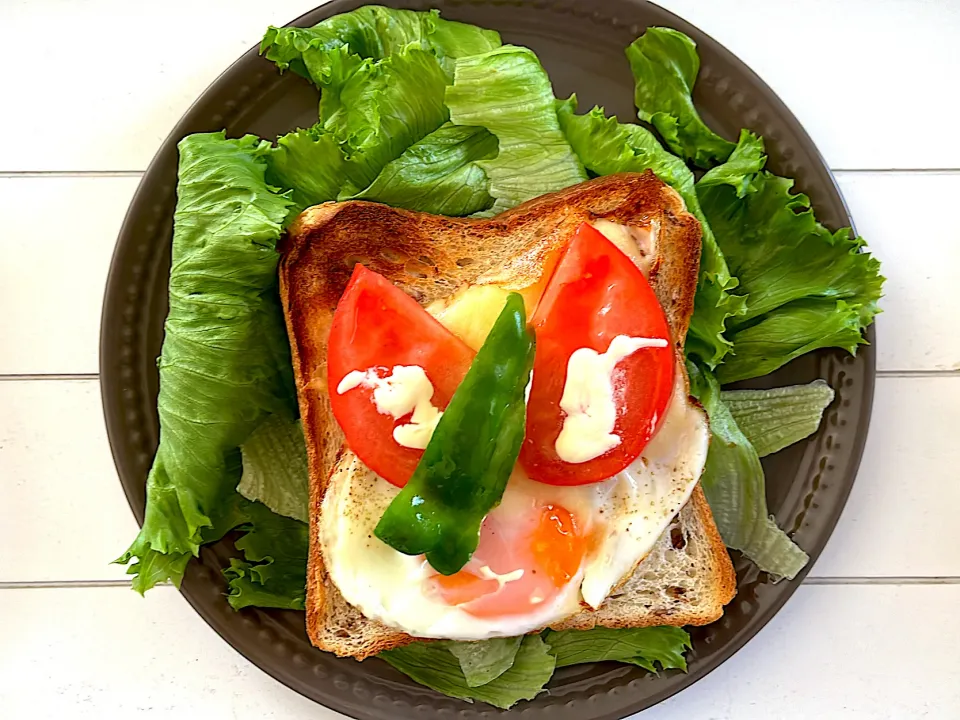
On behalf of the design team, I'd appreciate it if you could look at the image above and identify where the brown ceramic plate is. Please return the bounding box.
[100,1,875,717]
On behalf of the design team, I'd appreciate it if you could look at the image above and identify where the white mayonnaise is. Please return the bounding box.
[554,335,669,463]
[336,365,443,450]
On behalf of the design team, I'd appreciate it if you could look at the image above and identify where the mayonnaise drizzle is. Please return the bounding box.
[554,335,669,463]
[337,365,443,450]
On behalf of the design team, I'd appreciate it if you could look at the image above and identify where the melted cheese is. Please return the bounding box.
[590,219,659,277]
[426,284,516,352]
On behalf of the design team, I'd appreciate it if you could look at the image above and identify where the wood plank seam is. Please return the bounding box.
[0,170,144,178]
[0,374,99,381]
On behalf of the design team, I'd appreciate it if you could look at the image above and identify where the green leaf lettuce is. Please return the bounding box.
[697,131,884,383]
[260,6,500,82]
[446,46,587,214]
[324,45,453,194]
[224,499,308,611]
[380,635,555,709]
[722,381,835,458]
[260,7,502,200]
[264,125,344,214]
[381,626,691,708]
[343,122,497,215]
[444,637,522,687]
[626,27,735,168]
[116,132,296,592]
[688,360,809,579]
[238,414,310,523]
[544,626,691,672]
[556,97,745,367]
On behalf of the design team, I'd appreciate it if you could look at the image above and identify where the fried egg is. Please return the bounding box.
[320,453,589,638]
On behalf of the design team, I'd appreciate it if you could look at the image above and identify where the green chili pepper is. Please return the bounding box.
[374,292,535,575]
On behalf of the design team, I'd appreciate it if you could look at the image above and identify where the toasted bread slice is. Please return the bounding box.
[279,172,736,659]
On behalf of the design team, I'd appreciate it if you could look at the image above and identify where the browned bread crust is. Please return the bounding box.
[279,171,735,659]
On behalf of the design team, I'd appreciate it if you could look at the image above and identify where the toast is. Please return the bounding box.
[279,171,736,659]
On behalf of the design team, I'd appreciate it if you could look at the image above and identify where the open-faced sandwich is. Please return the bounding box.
[282,173,736,657]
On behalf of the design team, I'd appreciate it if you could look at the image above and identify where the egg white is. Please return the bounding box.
[575,371,708,608]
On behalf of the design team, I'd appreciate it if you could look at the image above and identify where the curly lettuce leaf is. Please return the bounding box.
[238,414,309,523]
[443,637,522,687]
[224,499,308,611]
[264,15,501,217]
[722,381,835,458]
[544,626,691,672]
[121,548,191,591]
[688,359,809,579]
[696,127,766,196]
[259,9,503,219]
[264,125,344,214]
[625,27,734,168]
[385,626,690,709]
[555,97,745,366]
[261,6,488,201]
[328,45,452,195]
[260,8,426,80]
[260,6,500,82]
[380,635,555,709]
[116,132,295,593]
[424,13,503,73]
[446,46,587,214]
[555,96,694,198]
[623,28,882,377]
[264,10,485,199]
[304,43,368,135]
[721,299,869,384]
[343,122,497,215]
[697,131,884,383]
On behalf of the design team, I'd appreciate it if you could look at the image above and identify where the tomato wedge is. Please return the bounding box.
[327,265,475,487]
[520,223,675,485]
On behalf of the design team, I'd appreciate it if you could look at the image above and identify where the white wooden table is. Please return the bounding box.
[2,1,959,717]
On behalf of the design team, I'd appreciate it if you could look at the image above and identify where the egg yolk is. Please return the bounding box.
[428,503,589,617]
[533,505,584,586]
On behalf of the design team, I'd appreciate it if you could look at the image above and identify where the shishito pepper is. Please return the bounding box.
[374,292,535,575]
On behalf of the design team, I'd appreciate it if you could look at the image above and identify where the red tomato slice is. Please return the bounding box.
[520,223,675,485]
[327,265,475,487]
